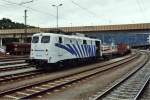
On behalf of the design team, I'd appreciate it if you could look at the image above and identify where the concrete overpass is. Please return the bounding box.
[0,23,150,46]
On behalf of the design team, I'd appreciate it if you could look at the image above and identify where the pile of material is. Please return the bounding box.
[0,47,6,56]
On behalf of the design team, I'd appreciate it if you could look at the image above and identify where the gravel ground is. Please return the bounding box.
[38,54,145,100]
[139,82,150,100]
[0,67,36,77]
[0,55,131,93]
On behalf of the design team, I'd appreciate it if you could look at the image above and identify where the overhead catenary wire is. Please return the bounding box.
[70,0,98,17]
[70,0,112,25]
[0,4,7,8]
[0,0,14,6]
[135,0,147,21]
[1,0,70,25]
[19,0,34,5]
[136,0,144,13]
[1,0,56,17]
[0,0,18,9]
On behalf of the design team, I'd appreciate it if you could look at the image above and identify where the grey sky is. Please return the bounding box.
[0,0,149,28]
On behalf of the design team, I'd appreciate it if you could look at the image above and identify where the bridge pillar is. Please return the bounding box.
[19,38,24,43]
[0,38,2,47]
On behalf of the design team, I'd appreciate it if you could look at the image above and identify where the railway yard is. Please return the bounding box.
[0,0,150,99]
[0,50,149,100]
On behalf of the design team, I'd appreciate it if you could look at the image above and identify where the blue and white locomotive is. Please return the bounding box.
[29,33,102,69]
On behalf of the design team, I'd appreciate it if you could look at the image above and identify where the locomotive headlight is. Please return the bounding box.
[45,49,48,55]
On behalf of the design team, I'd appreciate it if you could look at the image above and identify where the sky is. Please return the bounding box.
[0,0,150,28]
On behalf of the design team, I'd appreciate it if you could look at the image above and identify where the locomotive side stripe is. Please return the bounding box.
[72,44,80,58]
[94,46,96,56]
[90,45,93,57]
[91,45,94,57]
[85,45,89,57]
[66,44,78,57]
[72,44,81,58]
[93,46,96,56]
[81,45,86,57]
[55,43,97,58]
[89,45,91,56]
[77,43,83,58]
[88,45,90,57]
[90,45,92,57]
[87,45,90,57]
[89,45,92,56]
[86,45,89,57]
[55,43,76,56]
[83,45,87,57]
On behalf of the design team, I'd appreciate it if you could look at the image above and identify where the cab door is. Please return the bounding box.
[58,37,63,57]
[95,41,100,57]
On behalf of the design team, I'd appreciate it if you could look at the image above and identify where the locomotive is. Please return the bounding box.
[29,33,102,69]
[28,32,131,69]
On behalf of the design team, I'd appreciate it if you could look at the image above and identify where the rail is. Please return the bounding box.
[92,51,149,100]
[0,51,141,99]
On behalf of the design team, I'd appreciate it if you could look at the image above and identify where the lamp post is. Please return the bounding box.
[52,4,63,30]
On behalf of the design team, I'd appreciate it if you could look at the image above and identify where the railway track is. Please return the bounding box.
[0,67,39,84]
[136,76,150,100]
[92,52,150,100]
[0,52,143,99]
[0,60,26,66]
[0,63,30,72]
[0,56,28,62]
[0,53,137,85]
[0,70,42,85]
[0,56,30,72]
[0,53,136,84]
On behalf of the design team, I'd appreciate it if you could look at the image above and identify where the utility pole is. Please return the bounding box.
[20,0,34,43]
[24,9,27,43]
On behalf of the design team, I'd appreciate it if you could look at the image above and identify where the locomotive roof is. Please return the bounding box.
[33,33,101,41]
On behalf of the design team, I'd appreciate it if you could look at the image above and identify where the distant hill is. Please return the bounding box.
[0,18,35,29]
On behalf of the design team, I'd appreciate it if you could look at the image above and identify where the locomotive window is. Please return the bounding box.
[32,36,39,43]
[70,40,72,43]
[91,41,93,45]
[41,36,50,43]
[83,40,87,44]
[76,40,78,44]
[59,37,62,43]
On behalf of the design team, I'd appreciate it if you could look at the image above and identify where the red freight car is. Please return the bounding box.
[117,43,131,55]
[6,42,31,55]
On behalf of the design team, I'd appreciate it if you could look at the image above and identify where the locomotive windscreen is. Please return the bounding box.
[32,36,39,43]
[41,36,50,43]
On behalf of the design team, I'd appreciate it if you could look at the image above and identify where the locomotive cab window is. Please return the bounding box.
[83,40,87,44]
[59,37,62,43]
[41,36,50,43]
[91,41,93,45]
[32,36,39,43]
[95,41,100,57]
[70,40,72,43]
